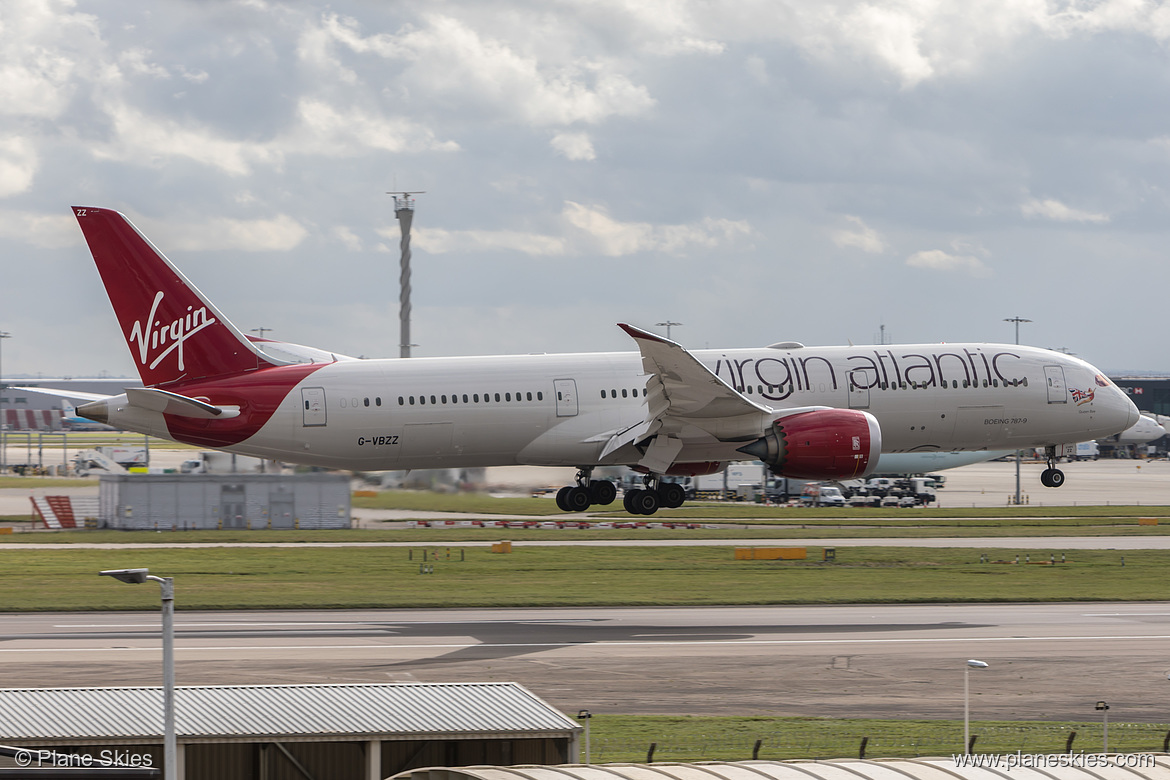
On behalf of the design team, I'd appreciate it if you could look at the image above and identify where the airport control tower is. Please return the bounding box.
[389,191,424,358]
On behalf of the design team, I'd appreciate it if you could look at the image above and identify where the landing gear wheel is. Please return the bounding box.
[623,489,641,514]
[555,486,572,512]
[628,489,660,516]
[589,480,617,506]
[565,485,592,512]
[1040,468,1065,488]
[658,482,686,509]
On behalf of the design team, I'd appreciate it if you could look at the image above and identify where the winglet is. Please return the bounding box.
[618,322,673,346]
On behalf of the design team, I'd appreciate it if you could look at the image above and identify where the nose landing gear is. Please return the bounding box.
[1040,445,1066,488]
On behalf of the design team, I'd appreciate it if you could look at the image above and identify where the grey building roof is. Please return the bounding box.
[0,683,580,743]
[390,758,1170,780]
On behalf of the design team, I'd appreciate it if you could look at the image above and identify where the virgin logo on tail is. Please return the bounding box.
[129,291,217,372]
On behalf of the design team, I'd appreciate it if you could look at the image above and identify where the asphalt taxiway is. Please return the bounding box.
[5,603,1170,722]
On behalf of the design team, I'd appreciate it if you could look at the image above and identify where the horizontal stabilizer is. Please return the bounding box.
[125,387,240,419]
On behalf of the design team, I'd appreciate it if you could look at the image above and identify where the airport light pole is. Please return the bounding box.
[0,330,9,474]
[577,710,592,764]
[101,569,175,779]
[656,321,682,341]
[1096,701,1110,753]
[1004,318,1031,505]
[964,659,989,754]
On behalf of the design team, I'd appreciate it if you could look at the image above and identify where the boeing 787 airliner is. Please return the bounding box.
[71,207,1139,515]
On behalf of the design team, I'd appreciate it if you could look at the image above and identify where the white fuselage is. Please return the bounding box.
[98,342,1139,472]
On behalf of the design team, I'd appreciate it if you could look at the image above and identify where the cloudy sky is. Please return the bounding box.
[3,0,1170,379]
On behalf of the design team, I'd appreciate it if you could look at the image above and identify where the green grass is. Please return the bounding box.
[357,491,1170,520]
[587,715,1168,761]
[0,545,1162,611]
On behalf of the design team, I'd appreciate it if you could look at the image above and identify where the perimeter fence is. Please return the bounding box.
[590,722,1170,763]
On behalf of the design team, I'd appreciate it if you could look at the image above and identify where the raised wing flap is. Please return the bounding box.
[125,387,240,419]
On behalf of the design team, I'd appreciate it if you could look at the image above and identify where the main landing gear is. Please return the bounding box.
[1040,445,1066,488]
[553,470,687,515]
[622,475,686,516]
[555,469,617,512]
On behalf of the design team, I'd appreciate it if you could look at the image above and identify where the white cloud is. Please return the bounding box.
[293,98,460,155]
[94,101,282,175]
[1020,198,1109,224]
[315,13,656,126]
[832,215,887,253]
[408,226,566,256]
[119,48,169,79]
[0,210,79,248]
[906,247,991,277]
[152,214,310,252]
[563,202,751,256]
[0,0,100,120]
[744,55,769,86]
[333,226,364,251]
[393,202,751,259]
[550,131,596,161]
[0,137,38,197]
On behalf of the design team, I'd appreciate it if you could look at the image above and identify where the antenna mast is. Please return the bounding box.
[388,191,425,358]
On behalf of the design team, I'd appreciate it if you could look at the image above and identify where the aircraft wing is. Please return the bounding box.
[8,386,118,403]
[601,324,776,472]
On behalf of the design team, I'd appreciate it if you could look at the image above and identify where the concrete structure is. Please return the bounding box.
[391,758,1170,780]
[98,473,351,530]
[0,683,581,780]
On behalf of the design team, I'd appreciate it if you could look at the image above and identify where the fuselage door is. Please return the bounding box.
[848,368,875,410]
[1043,365,1067,404]
[302,387,327,426]
[554,379,578,417]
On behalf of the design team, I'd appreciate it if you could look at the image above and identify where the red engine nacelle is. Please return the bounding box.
[738,409,881,480]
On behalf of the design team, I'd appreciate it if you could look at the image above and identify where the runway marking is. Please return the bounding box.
[5,633,1170,653]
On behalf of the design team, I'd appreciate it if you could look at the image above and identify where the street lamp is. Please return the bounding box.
[1003,318,1031,505]
[576,709,592,764]
[964,659,989,754]
[1096,701,1110,753]
[101,568,175,779]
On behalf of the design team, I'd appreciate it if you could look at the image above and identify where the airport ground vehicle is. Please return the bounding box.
[800,484,847,507]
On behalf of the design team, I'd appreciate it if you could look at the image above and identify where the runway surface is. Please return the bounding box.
[5,603,1170,722]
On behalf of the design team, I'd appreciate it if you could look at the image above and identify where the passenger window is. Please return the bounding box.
[537,391,543,400]
[622,389,628,398]
[506,393,512,402]
[363,398,370,407]
[495,393,501,402]
[527,392,533,401]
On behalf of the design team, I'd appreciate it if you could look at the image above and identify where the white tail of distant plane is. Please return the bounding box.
[72,207,1140,514]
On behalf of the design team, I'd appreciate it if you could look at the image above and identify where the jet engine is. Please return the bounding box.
[737,409,881,480]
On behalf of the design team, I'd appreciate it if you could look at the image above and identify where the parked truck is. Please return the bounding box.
[72,446,147,476]
[180,451,275,474]
[619,462,800,502]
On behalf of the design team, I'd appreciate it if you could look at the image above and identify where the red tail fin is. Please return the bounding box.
[73,206,276,387]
